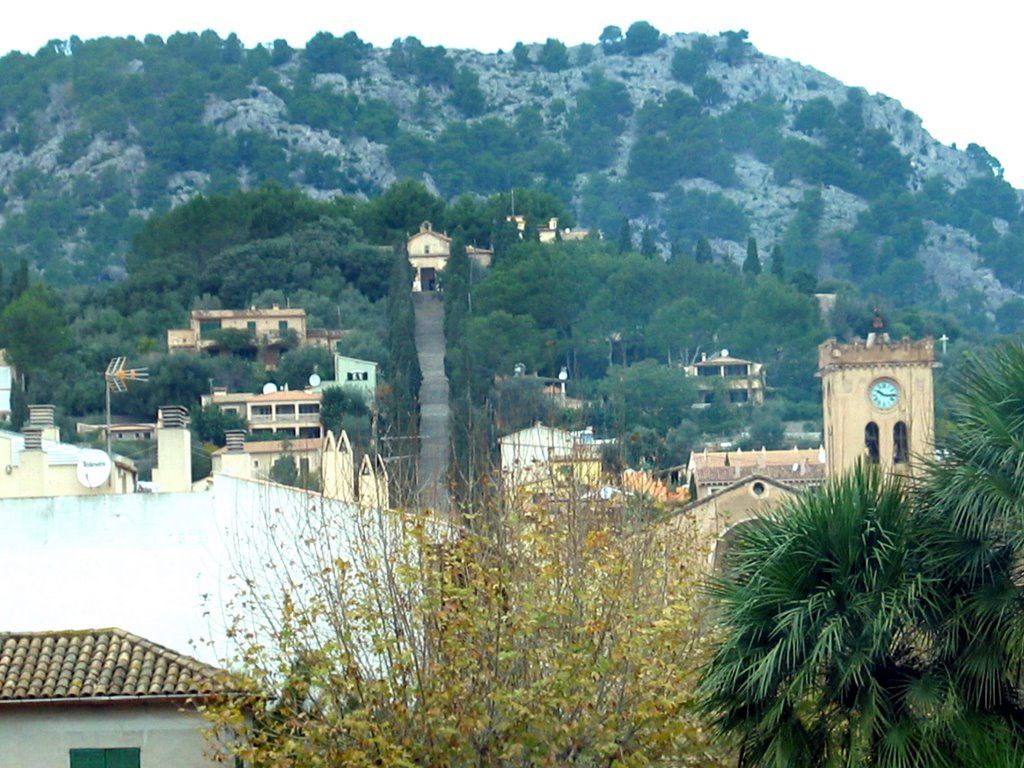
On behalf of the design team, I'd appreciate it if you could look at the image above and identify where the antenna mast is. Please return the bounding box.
[104,357,149,460]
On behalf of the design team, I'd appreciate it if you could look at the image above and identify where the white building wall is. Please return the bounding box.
[0,703,216,768]
[0,475,359,665]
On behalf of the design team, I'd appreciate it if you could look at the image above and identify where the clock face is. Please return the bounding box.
[869,379,900,410]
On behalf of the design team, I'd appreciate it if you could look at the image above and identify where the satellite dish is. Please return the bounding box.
[76,449,112,488]
[721,348,730,357]
[262,382,278,395]
[308,373,322,387]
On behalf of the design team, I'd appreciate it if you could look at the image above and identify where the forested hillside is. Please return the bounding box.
[1,23,1022,485]
[1,24,1023,324]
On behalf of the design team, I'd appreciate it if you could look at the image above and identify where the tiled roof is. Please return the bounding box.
[691,448,825,470]
[695,463,826,485]
[191,308,306,319]
[0,628,231,702]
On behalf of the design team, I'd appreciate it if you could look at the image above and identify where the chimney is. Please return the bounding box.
[225,430,246,452]
[151,406,192,492]
[216,429,251,480]
[28,404,59,442]
[22,427,43,452]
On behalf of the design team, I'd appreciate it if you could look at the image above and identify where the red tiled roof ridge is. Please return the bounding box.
[0,627,234,702]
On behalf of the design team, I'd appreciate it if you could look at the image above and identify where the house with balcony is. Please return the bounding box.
[683,350,765,406]
[201,389,323,439]
[166,305,344,368]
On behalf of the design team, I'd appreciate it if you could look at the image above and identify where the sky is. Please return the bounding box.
[5,1,1023,186]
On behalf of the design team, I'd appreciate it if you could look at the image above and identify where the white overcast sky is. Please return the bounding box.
[5,1,1023,186]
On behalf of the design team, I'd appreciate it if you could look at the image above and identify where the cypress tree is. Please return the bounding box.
[770,244,785,279]
[694,236,713,264]
[743,237,761,275]
[617,217,632,254]
[640,227,657,257]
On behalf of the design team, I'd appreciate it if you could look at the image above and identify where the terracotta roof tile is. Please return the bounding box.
[0,629,231,702]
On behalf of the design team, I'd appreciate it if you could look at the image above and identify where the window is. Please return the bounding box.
[298,403,320,415]
[70,748,140,768]
[728,389,749,403]
[278,320,289,331]
[347,371,369,381]
[246,321,256,334]
[893,421,909,464]
[865,422,880,464]
[198,320,221,338]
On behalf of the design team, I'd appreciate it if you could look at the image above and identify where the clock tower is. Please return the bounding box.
[817,314,936,477]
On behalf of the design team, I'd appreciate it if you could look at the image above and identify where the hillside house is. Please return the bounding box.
[536,217,595,243]
[201,388,322,439]
[683,350,765,406]
[407,221,492,292]
[312,354,378,406]
[166,305,344,368]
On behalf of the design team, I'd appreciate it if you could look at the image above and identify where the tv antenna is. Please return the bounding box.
[104,357,148,459]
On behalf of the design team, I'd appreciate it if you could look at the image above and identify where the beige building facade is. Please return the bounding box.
[167,306,343,367]
[407,221,493,292]
[202,389,323,439]
[818,329,936,477]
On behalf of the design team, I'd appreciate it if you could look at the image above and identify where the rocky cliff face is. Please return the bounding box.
[0,31,1017,308]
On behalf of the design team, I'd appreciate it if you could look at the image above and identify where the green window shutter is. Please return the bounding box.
[70,750,107,768]
[69,748,140,768]
[104,748,141,768]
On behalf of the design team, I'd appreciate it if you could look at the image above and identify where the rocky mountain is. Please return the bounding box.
[0,27,1021,317]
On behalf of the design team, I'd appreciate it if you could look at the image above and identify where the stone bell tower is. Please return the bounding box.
[817,313,936,477]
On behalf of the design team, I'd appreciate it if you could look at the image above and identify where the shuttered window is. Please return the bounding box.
[69,748,140,768]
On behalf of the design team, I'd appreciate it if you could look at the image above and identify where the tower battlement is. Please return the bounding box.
[818,335,935,372]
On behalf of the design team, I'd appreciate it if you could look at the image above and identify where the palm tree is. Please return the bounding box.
[699,465,950,767]
[912,342,1024,735]
[699,342,1024,766]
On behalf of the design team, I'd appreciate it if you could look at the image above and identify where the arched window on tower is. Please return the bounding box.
[865,422,880,464]
[893,421,909,464]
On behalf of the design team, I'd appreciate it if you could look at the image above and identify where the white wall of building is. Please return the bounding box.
[0,703,216,768]
[0,475,358,665]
